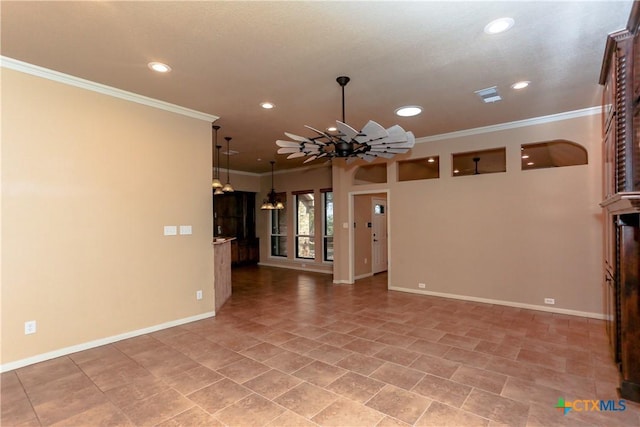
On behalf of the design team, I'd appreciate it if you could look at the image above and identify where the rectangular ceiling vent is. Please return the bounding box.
[475,86,502,103]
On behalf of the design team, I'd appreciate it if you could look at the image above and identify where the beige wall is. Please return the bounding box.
[257,164,332,272]
[333,113,604,316]
[1,69,215,366]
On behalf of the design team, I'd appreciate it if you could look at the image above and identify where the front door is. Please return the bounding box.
[372,197,388,274]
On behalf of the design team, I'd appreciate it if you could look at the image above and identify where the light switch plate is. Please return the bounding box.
[179,225,192,235]
[164,225,177,236]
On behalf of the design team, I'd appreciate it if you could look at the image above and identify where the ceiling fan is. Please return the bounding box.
[276,76,415,164]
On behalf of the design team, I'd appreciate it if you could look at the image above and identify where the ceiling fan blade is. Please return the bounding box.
[406,131,415,146]
[287,152,307,159]
[355,121,387,144]
[336,121,359,141]
[373,141,414,149]
[277,140,302,148]
[303,125,331,143]
[369,147,409,154]
[285,132,312,143]
[303,155,318,164]
[278,147,300,154]
[370,152,396,159]
[369,125,408,145]
[357,153,377,162]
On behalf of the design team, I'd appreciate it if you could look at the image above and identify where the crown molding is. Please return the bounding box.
[416,106,601,144]
[1,56,218,122]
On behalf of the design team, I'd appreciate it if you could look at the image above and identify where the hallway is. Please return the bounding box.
[2,265,639,426]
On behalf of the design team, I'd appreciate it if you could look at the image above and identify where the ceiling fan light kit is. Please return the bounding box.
[276,76,415,164]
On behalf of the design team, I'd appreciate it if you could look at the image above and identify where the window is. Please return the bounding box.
[295,191,315,259]
[322,190,333,261]
[398,157,440,181]
[452,148,506,176]
[520,140,588,170]
[270,192,287,257]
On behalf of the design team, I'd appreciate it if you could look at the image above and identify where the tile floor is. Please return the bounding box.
[2,265,639,426]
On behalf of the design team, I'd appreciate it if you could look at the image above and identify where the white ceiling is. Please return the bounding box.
[1,1,633,173]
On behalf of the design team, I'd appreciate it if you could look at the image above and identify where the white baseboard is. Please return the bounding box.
[355,273,373,280]
[258,262,332,274]
[333,280,355,284]
[388,286,606,320]
[0,311,216,373]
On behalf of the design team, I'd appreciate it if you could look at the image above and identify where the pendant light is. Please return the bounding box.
[261,161,285,210]
[211,124,222,189]
[214,143,224,195]
[222,136,234,192]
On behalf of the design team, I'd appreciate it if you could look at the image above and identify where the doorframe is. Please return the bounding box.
[348,189,390,287]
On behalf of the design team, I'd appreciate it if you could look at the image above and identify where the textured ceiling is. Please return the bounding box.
[1,1,633,173]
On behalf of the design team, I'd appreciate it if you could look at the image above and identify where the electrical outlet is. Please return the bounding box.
[364,258,368,264]
[24,320,37,335]
[418,283,426,289]
[196,290,203,300]
[544,298,555,305]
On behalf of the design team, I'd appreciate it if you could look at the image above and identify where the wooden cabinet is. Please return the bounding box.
[213,191,259,265]
[230,238,259,265]
[599,3,640,403]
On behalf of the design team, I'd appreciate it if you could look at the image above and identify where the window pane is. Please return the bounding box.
[398,157,440,181]
[452,148,506,176]
[271,236,287,257]
[324,192,333,236]
[271,208,286,235]
[296,236,315,259]
[324,237,334,261]
[521,140,588,170]
[296,194,314,236]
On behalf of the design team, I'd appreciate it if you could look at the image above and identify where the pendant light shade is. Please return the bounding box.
[261,161,285,210]
[212,124,223,189]
[222,136,234,192]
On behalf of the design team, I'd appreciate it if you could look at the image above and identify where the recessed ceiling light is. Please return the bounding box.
[511,81,530,90]
[427,158,435,163]
[522,154,530,159]
[484,17,514,35]
[527,162,534,166]
[395,106,422,117]
[148,62,171,73]
[453,169,460,174]
[327,126,338,132]
[260,102,275,109]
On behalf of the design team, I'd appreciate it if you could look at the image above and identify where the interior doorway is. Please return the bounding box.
[350,191,389,282]
[371,197,388,274]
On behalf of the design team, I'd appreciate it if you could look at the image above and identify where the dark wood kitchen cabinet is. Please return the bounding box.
[213,191,259,265]
[599,2,640,403]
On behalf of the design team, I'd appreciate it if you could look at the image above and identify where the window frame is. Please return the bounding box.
[322,189,333,262]
[269,192,287,258]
